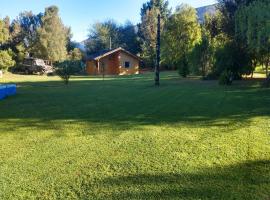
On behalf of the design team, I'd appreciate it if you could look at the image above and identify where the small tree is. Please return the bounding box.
[55,60,81,85]
[55,64,71,85]
[178,54,189,77]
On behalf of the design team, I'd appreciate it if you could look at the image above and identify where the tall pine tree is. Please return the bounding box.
[0,18,9,45]
[33,6,68,62]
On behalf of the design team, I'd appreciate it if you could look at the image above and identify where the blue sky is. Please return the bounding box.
[0,0,216,42]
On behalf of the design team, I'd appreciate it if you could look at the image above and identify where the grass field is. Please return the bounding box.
[0,72,269,200]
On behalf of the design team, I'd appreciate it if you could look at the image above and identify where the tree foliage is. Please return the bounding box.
[33,6,68,62]
[118,21,141,54]
[162,4,201,76]
[55,60,82,84]
[86,20,120,54]
[0,49,15,71]
[17,11,43,48]
[1,12,42,62]
[235,0,270,77]
[0,19,9,45]
[139,0,170,67]
[69,48,83,61]
[189,30,213,77]
[213,41,252,79]
[86,20,140,55]
[217,0,257,38]
[204,12,223,39]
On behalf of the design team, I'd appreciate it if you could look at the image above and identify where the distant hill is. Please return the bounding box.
[196,4,218,23]
[76,40,88,52]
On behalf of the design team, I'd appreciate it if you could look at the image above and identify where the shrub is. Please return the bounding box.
[55,60,83,85]
[0,50,15,72]
[204,73,219,80]
[219,71,233,85]
[213,42,252,80]
[262,75,270,88]
[178,55,189,78]
[55,64,72,85]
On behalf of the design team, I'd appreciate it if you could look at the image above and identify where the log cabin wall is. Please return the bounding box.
[119,51,139,75]
[86,49,139,75]
[86,60,97,75]
[99,52,120,75]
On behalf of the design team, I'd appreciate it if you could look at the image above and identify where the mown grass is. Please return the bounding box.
[0,72,269,200]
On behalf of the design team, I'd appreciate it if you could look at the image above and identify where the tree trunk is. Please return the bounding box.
[0,70,3,78]
[155,14,161,86]
[251,60,257,78]
[266,59,269,77]
[263,58,270,87]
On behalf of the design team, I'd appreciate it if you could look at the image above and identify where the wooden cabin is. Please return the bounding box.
[86,47,140,75]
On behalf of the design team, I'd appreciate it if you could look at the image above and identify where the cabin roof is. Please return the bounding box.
[86,47,140,61]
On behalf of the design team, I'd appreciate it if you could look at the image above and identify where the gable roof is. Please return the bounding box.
[87,47,140,61]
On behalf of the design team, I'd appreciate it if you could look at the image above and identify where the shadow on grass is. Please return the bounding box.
[0,76,269,135]
[74,160,270,199]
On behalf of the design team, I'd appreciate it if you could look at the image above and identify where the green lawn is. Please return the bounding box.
[0,72,269,200]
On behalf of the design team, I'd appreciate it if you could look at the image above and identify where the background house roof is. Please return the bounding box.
[86,47,141,61]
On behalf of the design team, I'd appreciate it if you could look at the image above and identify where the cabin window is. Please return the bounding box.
[125,61,130,68]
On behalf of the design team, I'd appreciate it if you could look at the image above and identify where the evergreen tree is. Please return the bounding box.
[86,20,141,55]
[86,20,121,54]
[0,19,9,45]
[33,6,68,62]
[118,21,141,54]
[18,11,43,48]
[139,0,170,67]
[9,20,23,46]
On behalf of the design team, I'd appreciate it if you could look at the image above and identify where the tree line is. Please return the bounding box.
[84,0,270,84]
[0,0,269,85]
[0,6,82,74]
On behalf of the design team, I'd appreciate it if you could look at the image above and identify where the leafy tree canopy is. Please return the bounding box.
[162,4,201,75]
[86,20,140,55]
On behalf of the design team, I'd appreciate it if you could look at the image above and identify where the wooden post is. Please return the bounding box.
[155,14,161,86]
